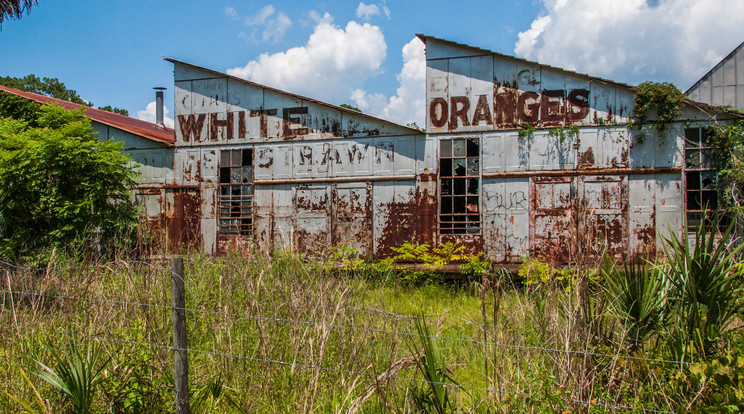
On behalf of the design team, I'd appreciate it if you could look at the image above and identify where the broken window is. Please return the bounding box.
[218,148,253,236]
[684,127,719,231]
[439,137,480,234]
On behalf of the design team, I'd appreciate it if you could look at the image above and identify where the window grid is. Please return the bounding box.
[684,127,718,231]
[218,149,253,236]
[439,137,480,235]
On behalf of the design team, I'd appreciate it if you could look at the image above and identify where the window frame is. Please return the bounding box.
[684,126,719,231]
[438,136,481,235]
[218,148,254,237]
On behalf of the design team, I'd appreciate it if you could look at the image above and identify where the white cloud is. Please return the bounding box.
[514,0,744,88]
[356,3,380,19]
[355,2,390,20]
[351,37,426,126]
[309,10,333,25]
[224,6,239,20]
[229,5,292,43]
[137,101,174,129]
[244,5,276,25]
[227,19,387,105]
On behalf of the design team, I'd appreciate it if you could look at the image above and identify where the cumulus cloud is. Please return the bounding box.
[351,37,426,126]
[356,3,380,19]
[227,19,387,105]
[514,0,744,88]
[137,101,174,129]
[230,4,292,43]
[356,1,390,20]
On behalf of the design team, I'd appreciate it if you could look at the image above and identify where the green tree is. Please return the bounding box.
[0,0,36,24]
[0,103,139,261]
[0,74,86,105]
[96,105,129,116]
[340,103,362,113]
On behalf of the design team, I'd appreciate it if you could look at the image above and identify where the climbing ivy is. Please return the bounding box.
[630,82,686,136]
[707,120,744,214]
[547,125,579,143]
[518,123,536,139]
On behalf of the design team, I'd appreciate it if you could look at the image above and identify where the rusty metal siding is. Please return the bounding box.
[423,38,689,263]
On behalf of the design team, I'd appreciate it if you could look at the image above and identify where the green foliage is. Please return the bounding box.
[518,123,536,138]
[96,105,129,116]
[406,121,426,132]
[547,124,580,143]
[191,373,245,414]
[0,74,87,105]
[0,90,41,125]
[36,338,110,414]
[339,103,362,113]
[687,352,744,412]
[2,367,52,414]
[0,103,139,261]
[519,256,551,285]
[708,121,744,228]
[602,259,665,351]
[630,81,686,139]
[661,212,744,360]
[408,315,458,413]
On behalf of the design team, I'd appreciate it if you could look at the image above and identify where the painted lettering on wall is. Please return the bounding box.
[177,106,309,143]
[429,88,590,131]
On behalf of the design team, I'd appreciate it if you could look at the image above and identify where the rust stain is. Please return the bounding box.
[577,146,595,167]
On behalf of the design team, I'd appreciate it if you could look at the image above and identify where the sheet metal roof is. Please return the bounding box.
[0,85,175,146]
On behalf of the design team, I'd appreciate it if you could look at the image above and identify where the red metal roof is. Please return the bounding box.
[0,85,175,146]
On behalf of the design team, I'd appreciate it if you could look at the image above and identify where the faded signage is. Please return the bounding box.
[429,88,590,131]
[177,107,313,143]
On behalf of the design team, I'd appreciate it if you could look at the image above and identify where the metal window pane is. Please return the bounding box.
[700,149,716,168]
[467,158,479,176]
[467,178,478,195]
[453,140,466,157]
[467,138,479,157]
[220,151,231,167]
[232,150,242,166]
[685,151,700,169]
[242,149,253,166]
[219,167,231,184]
[231,167,242,184]
[701,171,717,190]
[453,159,467,176]
[685,128,700,146]
[441,179,452,195]
[440,140,452,158]
[701,191,717,209]
[687,191,701,210]
[686,172,700,190]
[242,167,253,184]
[440,159,452,176]
[454,178,466,195]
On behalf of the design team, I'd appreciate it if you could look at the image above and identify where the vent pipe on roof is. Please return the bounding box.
[154,87,166,126]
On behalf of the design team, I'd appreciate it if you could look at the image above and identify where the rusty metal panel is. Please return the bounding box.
[394,136,416,175]
[166,188,202,252]
[654,132,683,168]
[273,145,293,179]
[529,131,575,170]
[504,131,529,172]
[530,176,574,263]
[374,138,395,175]
[483,178,529,261]
[332,141,373,176]
[191,78,227,116]
[272,184,294,250]
[293,142,331,178]
[373,180,416,257]
[253,185,273,252]
[426,58,448,134]
[655,173,683,253]
[481,134,505,173]
[200,149,217,182]
[178,149,200,184]
[629,176,656,257]
[332,182,373,256]
[294,185,331,255]
[580,175,628,257]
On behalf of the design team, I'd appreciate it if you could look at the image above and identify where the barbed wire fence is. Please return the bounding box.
[0,258,679,413]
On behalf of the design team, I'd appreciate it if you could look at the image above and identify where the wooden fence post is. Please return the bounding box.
[170,256,190,414]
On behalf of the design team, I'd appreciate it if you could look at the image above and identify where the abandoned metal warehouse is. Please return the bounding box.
[3,35,741,263]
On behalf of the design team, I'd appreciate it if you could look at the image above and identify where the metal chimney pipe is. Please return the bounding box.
[154,87,166,126]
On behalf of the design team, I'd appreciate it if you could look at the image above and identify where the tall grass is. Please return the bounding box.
[0,230,743,412]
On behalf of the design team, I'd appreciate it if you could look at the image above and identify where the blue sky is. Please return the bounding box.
[1,0,743,127]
